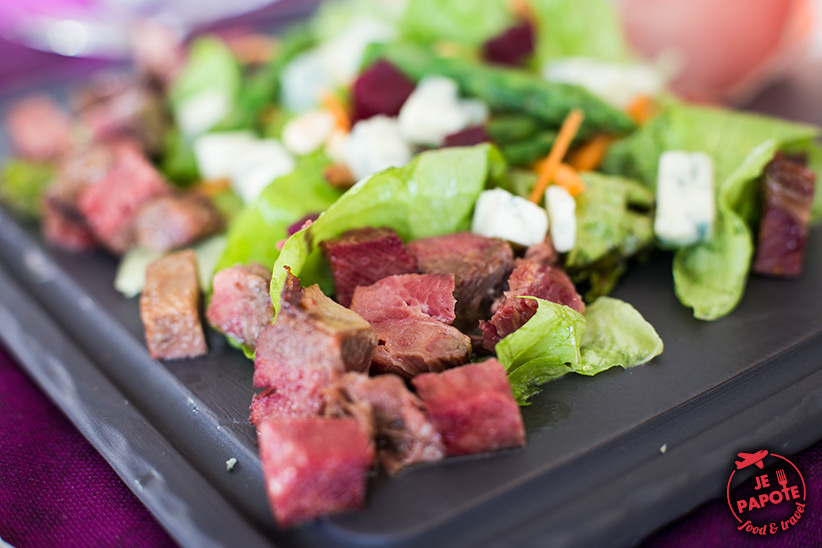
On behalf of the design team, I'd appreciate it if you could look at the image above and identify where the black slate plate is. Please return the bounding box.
[1,4,822,546]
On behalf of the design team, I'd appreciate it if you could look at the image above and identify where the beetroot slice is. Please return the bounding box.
[482,21,536,67]
[352,60,417,123]
[442,126,491,148]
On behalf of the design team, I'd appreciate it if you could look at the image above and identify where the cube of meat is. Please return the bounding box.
[78,143,171,253]
[412,359,525,456]
[753,153,816,277]
[253,273,377,415]
[4,94,73,161]
[41,143,119,251]
[249,387,320,425]
[206,263,273,353]
[258,417,374,527]
[351,274,471,378]
[371,320,472,378]
[320,227,418,307]
[407,233,514,331]
[481,260,584,351]
[135,194,224,252]
[139,250,207,360]
[325,373,445,474]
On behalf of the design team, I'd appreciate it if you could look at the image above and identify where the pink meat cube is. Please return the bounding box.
[4,94,73,161]
[78,143,171,253]
[412,359,525,456]
[249,387,319,425]
[207,263,273,353]
[320,227,417,307]
[258,417,374,527]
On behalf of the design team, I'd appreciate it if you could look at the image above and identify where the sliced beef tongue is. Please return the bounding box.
[3,94,74,161]
[78,142,171,254]
[321,227,418,307]
[253,271,377,417]
[207,263,273,354]
[351,274,471,378]
[481,259,584,352]
[412,359,525,456]
[407,232,514,331]
[258,416,374,527]
[139,249,207,360]
[753,153,816,278]
[324,373,445,474]
[524,234,559,266]
[135,193,224,252]
[249,387,321,425]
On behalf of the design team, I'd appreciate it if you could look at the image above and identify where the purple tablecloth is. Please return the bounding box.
[1,25,822,548]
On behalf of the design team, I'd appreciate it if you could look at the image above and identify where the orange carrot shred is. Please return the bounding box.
[626,94,656,125]
[197,178,231,198]
[528,108,585,204]
[554,164,586,196]
[509,0,536,24]
[321,92,352,133]
[567,134,615,172]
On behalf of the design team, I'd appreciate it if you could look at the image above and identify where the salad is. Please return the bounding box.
[1,0,820,529]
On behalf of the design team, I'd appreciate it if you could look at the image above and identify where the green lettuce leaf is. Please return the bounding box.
[496,298,586,405]
[313,0,404,41]
[603,103,819,320]
[214,153,342,277]
[365,43,635,136]
[400,0,514,46]
[169,36,241,136]
[0,159,54,217]
[577,297,663,376]
[567,172,654,298]
[808,141,822,222]
[270,144,506,313]
[530,0,632,64]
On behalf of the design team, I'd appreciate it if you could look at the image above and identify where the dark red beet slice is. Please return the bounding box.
[352,60,417,122]
[287,212,321,236]
[482,21,536,67]
[442,126,491,148]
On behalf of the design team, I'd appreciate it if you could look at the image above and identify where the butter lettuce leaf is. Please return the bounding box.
[270,144,506,313]
[577,297,663,376]
[400,0,514,46]
[603,103,820,320]
[214,153,342,277]
[530,0,632,64]
[496,297,663,404]
[496,298,586,405]
[567,172,654,299]
[0,159,55,217]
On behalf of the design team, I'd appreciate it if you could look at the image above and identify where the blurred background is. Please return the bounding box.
[0,0,819,105]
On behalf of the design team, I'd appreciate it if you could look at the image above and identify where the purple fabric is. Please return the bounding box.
[0,345,177,548]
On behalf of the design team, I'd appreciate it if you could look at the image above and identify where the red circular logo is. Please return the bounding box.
[727,450,806,536]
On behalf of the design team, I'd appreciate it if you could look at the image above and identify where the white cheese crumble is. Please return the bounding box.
[193,132,295,204]
[542,57,666,109]
[342,115,412,180]
[472,188,549,247]
[654,151,715,248]
[545,185,577,253]
[226,457,237,471]
[282,110,336,156]
[398,76,489,147]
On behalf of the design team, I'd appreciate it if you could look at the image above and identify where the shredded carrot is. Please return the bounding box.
[554,164,586,196]
[321,92,351,133]
[528,108,585,203]
[626,94,657,125]
[567,134,615,172]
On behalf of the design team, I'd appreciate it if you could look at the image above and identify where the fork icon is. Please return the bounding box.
[776,469,788,489]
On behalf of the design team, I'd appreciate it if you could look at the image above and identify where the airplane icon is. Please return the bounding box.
[735,450,769,470]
